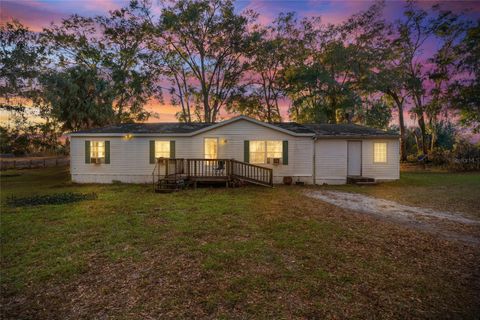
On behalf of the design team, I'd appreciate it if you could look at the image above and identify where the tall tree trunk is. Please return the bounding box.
[417,113,428,156]
[391,93,407,161]
[413,92,428,156]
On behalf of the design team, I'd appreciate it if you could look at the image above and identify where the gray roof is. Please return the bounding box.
[303,123,399,138]
[71,119,398,138]
[72,122,213,134]
[271,122,316,134]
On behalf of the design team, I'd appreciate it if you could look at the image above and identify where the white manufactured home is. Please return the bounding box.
[69,116,399,187]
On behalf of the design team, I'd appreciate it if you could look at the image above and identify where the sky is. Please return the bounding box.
[1,0,480,125]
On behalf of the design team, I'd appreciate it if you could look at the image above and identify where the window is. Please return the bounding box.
[204,138,218,159]
[267,141,282,159]
[373,142,387,163]
[250,140,282,164]
[250,141,266,164]
[155,141,170,158]
[90,141,105,159]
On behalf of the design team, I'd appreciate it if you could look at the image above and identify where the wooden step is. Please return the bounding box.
[347,176,376,184]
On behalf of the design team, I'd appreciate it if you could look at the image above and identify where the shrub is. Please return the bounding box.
[7,192,97,207]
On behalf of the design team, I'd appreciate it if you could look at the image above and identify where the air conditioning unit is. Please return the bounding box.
[267,157,281,165]
[91,157,103,164]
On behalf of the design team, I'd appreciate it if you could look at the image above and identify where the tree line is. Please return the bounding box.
[1,0,479,161]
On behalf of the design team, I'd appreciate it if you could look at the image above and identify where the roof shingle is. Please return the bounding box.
[71,118,398,138]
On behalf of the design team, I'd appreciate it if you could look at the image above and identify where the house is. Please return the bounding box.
[69,115,400,186]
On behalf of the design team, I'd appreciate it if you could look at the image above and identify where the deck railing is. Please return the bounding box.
[153,158,273,190]
[230,159,273,187]
[186,159,230,178]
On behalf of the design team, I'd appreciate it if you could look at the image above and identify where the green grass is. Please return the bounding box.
[318,171,480,218]
[1,168,479,319]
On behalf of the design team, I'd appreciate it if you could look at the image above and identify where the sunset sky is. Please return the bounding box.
[1,0,480,124]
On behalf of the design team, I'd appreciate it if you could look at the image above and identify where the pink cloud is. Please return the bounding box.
[1,1,66,31]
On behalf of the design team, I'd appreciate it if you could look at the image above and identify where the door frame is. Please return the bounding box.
[347,140,362,176]
[204,137,219,159]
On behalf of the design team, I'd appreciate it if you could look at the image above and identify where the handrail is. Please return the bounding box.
[154,158,274,190]
[230,159,273,187]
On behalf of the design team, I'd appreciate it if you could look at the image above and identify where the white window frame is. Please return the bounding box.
[90,141,105,160]
[373,142,387,163]
[155,141,170,159]
[249,140,283,164]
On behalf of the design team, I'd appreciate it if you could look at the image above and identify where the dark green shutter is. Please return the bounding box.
[149,140,155,164]
[104,141,110,164]
[85,141,91,163]
[244,140,250,163]
[170,140,176,158]
[282,140,288,165]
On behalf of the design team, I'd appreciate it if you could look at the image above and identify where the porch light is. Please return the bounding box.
[124,133,134,140]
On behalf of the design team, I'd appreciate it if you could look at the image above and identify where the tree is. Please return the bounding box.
[450,21,480,132]
[394,2,465,156]
[158,0,254,123]
[39,66,115,131]
[426,9,467,150]
[362,32,412,160]
[361,98,392,130]
[42,0,159,125]
[283,3,387,124]
[0,20,45,108]
[228,13,300,122]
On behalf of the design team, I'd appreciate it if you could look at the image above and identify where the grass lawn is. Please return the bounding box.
[1,168,479,319]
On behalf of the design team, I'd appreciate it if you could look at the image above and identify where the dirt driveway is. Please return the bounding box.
[304,190,480,245]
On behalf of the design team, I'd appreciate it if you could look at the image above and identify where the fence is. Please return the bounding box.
[0,157,70,170]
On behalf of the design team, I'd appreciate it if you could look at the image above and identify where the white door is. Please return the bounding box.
[204,138,218,159]
[347,141,362,176]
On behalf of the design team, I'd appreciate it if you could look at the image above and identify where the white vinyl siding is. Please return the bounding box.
[373,142,387,163]
[362,139,400,180]
[71,119,314,184]
[70,118,399,185]
[315,138,399,184]
[315,140,348,184]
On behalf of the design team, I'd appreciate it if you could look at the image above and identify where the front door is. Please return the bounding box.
[204,138,218,159]
[347,141,362,176]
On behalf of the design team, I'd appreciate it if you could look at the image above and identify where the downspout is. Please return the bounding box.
[312,136,317,185]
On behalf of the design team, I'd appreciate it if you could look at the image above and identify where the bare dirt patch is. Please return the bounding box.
[304,190,480,245]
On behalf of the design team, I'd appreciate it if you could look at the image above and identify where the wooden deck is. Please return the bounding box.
[152,158,273,192]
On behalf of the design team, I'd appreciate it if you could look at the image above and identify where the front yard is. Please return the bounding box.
[1,168,479,319]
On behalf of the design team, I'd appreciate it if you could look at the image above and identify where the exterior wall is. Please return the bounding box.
[314,140,348,184]
[314,138,400,184]
[71,119,314,184]
[361,139,400,180]
[71,136,186,183]
[70,119,400,185]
